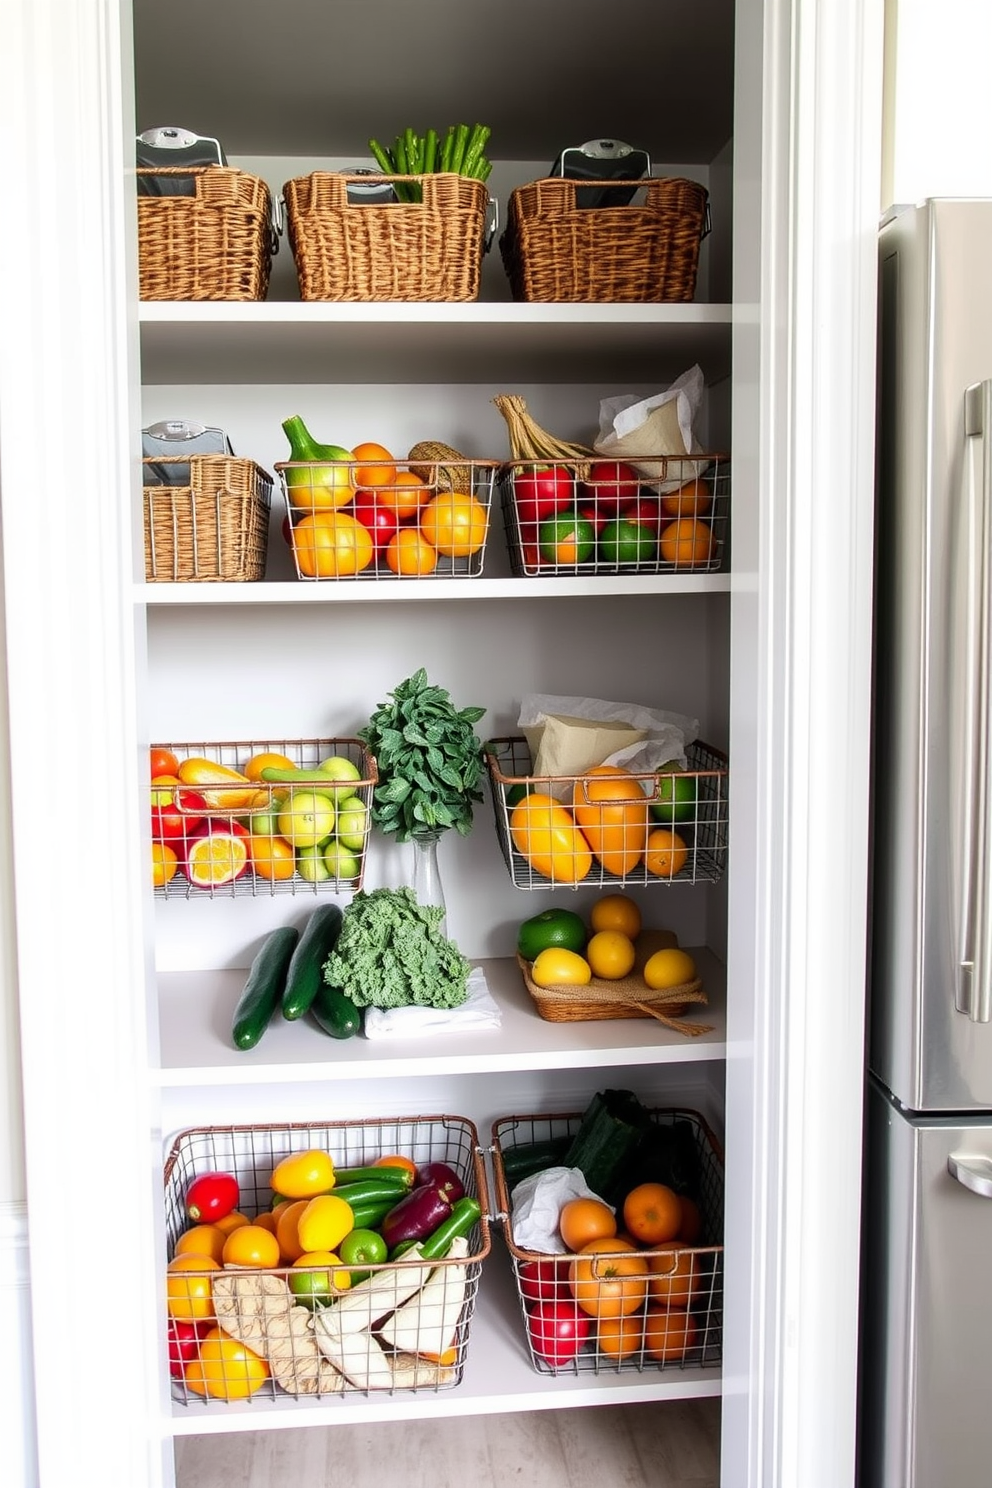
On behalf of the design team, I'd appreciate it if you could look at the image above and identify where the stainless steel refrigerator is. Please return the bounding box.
[861,198,992,1488]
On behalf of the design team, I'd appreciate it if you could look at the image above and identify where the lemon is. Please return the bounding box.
[586,929,637,980]
[642,947,697,990]
[530,947,593,987]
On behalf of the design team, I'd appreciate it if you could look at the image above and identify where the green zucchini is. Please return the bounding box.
[281,903,343,1021]
[332,1164,413,1190]
[231,926,300,1051]
[333,1177,412,1207]
[500,1135,571,1189]
[348,1197,397,1230]
[310,980,362,1040]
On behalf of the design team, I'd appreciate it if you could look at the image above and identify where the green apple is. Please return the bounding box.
[276,788,336,848]
[297,844,332,883]
[334,795,368,851]
[322,840,362,882]
[317,756,362,796]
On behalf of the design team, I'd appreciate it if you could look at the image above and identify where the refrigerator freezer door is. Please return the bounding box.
[871,199,992,1109]
[861,1079,992,1488]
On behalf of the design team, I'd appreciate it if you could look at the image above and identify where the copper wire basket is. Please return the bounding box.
[137,167,276,301]
[283,172,490,302]
[143,455,272,582]
[499,176,710,303]
[485,736,729,890]
[151,736,377,899]
[491,1107,724,1376]
[164,1115,491,1404]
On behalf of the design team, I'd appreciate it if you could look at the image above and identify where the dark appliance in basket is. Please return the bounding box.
[550,137,651,208]
[136,125,226,195]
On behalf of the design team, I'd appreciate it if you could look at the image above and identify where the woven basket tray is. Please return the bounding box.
[499,176,709,303]
[517,928,712,1034]
[137,167,275,302]
[283,172,489,302]
[143,455,272,582]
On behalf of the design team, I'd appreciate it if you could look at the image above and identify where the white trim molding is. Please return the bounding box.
[0,1202,37,1488]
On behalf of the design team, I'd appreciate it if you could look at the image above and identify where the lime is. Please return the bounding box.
[517,907,588,961]
[650,770,698,826]
[537,511,596,565]
[598,517,656,566]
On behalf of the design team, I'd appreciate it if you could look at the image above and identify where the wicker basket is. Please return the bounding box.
[165,1115,491,1403]
[499,176,709,303]
[516,928,712,1035]
[143,455,272,582]
[137,167,275,301]
[283,172,489,302]
[491,1107,724,1376]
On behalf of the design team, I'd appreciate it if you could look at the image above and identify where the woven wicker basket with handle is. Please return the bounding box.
[137,167,275,302]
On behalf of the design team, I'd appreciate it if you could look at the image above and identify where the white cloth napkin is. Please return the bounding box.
[363,966,501,1040]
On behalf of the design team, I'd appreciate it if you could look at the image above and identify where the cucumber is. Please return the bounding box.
[310,980,362,1040]
[499,1135,571,1189]
[281,903,343,1021]
[231,926,300,1050]
[332,1164,413,1190]
[333,1177,413,1207]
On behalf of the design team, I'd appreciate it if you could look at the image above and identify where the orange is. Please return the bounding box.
[173,1224,227,1266]
[568,1237,649,1319]
[185,831,249,888]
[585,929,637,980]
[248,833,297,881]
[646,1242,702,1308]
[509,792,593,884]
[166,1253,220,1322]
[352,440,396,489]
[642,946,697,989]
[596,1312,645,1361]
[184,1326,270,1400]
[571,766,651,877]
[378,469,431,521]
[275,1199,310,1263]
[242,751,295,782]
[385,527,438,576]
[659,517,715,568]
[659,478,714,518]
[221,1223,281,1269]
[251,1209,280,1236]
[559,1196,617,1252]
[291,511,375,578]
[212,1210,251,1236]
[678,1197,703,1244]
[644,827,690,880]
[622,1183,683,1246]
[150,746,180,779]
[530,946,592,987]
[152,841,178,887]
[643,1306,699,1362]
[589,893,641,939]
[419,491,489,557]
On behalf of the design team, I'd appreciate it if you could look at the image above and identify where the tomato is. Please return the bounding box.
[511,464,576,519]
[568,1237,650,1319]
[352,490,401,553]
[150,746,180,779]
[151,787,207,843]
[518,1257,571,1306]
[167,1317,207,1378]
[185,1171,239,1225]
[582,460,641,511]
[526,1299,592,1365]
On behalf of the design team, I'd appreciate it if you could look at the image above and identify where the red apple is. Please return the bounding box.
[582,460,641,511]
[352,490,401,553]
[511,464,577,520]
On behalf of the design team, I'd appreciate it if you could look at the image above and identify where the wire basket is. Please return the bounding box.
[165,1115,491,1404]
[137,167,276,301]
[275,458,500,580]
[151,737,378,899]
[283,172,490,302]
[499,176,710,303]
[143,455,273,582]
[491,1108,724,1377]
[485,736,729,890]
[500,456,730,577]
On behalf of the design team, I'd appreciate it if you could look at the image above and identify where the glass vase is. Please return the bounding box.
[410,829,446,935]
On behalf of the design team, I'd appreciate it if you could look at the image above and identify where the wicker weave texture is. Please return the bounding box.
[143,455,272,583]
[500,176,709,303]
[284,172,488,302]
[137,168,274,302]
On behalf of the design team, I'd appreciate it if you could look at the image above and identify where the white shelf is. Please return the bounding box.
[140,573,733,605]
[168,1243,721,1435]
[138,301,734,386]
[156,950,726,1086]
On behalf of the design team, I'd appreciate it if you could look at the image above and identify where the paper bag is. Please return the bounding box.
[594,365,710,492]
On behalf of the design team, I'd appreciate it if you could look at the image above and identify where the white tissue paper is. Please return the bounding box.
[510,1166,613,1254]
[517,692,699,800]
[594,364,711,492]
[363,965,502,1040]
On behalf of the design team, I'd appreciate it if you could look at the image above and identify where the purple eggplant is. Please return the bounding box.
[380,1182,453,1250]
[417,1161,465,1204]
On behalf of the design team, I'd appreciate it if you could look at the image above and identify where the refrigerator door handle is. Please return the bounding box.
[948,1151,992,1197]
[960,381,992,1023]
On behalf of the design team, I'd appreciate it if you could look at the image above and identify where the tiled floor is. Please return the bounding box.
[175,1399,721,1486]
